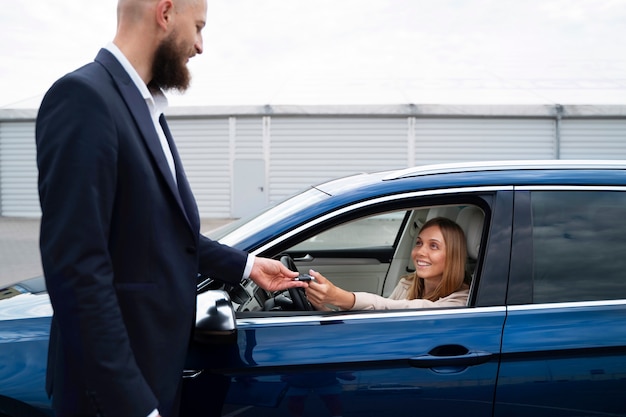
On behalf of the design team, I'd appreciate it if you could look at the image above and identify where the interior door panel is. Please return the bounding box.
[290,247,394,294]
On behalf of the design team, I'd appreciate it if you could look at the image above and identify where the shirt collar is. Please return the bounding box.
[104,42,168,116]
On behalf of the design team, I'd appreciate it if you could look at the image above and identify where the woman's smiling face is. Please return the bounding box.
[411,224,447,284]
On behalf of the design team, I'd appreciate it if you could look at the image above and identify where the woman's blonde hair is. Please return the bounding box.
[407,217,467,301]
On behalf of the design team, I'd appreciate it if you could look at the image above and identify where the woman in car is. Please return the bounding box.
[305,217,470,310]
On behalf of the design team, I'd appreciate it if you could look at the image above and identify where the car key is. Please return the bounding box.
[293,274,316,282]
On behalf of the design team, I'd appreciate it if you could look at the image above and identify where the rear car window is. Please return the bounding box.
[530,190,626,303]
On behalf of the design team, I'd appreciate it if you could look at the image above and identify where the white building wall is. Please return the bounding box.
[414,118,557,164]
[269,117,408,203]
[230,117,268,217]
[2,105,626,219]
[0,121,40,216]
[233,117,264,158]
[560,119,626,159]
[168,118,232,218]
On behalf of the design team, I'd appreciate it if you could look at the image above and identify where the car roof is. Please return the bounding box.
[223,160,626,251]
[384,160,626,181]
[315,159,626,198]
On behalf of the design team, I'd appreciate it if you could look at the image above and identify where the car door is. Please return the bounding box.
[496,188,626,416]
[183,189,513,417]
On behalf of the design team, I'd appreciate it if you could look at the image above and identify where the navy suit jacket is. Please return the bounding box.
[36,49,247,417]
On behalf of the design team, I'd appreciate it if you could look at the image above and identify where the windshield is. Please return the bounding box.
[209,186,330,246]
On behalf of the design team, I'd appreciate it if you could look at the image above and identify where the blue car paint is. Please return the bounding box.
[0,292,53,416]
[215,307,506,417]
[496,302,626,416]
[3,162,626,416]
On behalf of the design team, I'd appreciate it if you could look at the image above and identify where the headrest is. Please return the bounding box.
[410,206,462,238]
[426,206,461,221]
[455,206,484,260]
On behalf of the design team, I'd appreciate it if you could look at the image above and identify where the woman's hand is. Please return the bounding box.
[305,270,356,310]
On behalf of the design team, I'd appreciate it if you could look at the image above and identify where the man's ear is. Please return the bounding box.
[155,0,174,31]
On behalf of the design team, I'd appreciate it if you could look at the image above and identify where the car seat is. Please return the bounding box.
[455,206,484,304]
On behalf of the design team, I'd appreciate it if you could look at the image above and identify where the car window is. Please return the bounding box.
[530,190,626,303]
[290,211,407,251]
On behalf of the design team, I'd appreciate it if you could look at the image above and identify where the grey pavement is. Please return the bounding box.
[0,217,234,288]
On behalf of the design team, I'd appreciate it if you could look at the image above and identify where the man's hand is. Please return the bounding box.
[249,257,303,292]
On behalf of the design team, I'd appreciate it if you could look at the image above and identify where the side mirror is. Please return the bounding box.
[194,290,237,344]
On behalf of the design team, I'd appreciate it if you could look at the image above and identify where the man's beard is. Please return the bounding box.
[150,31,192,92]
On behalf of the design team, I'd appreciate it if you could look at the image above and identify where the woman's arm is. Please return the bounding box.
[353,288,469,310]
[305,270,356,310]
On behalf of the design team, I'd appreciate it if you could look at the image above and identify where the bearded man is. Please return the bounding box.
[35,1,303,416]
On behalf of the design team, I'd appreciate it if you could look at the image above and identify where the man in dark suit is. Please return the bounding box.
[35,1,303,416]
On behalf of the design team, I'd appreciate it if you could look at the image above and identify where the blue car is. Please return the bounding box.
[2,160,626,417]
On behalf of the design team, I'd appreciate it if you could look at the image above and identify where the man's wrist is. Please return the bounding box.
[243,253,255,279]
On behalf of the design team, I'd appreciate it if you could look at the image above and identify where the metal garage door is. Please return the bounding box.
[168,118,232,218]
[413,118,557,164]
[0,121,40,216]
[560,119,626,159]
[269,117,409,204]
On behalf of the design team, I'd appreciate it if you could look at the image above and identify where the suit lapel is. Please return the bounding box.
[159,115,200,234]
[94,49,196,234]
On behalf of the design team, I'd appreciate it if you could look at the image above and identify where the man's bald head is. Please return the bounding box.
[113,0,206,89]
[117,0,198,20]
[117,0,153,24]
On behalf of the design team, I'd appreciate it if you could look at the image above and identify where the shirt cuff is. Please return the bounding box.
[243,253,255,279]
[147,409,159,417]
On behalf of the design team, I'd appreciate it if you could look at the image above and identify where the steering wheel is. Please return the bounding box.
[279,254,314,311]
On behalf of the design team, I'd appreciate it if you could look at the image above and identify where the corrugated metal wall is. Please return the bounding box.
[560,119,626,159]
[0,121,40,217]
[169,118,232,218]
[269,117,408,202]
[413,118,557,163]
[1,105,626,219]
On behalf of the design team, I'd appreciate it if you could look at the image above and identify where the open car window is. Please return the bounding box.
[233,200,487,316]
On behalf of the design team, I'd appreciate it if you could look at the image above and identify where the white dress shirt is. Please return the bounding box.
[105,42,176,183]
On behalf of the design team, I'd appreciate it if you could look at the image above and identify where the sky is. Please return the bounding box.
[2,0,626,109]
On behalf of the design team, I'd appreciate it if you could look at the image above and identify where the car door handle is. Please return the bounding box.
[293,254,314,262]
[182,369,204,379]
[408,345,493,368]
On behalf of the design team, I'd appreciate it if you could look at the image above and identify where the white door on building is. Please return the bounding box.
[233,159,267,218]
